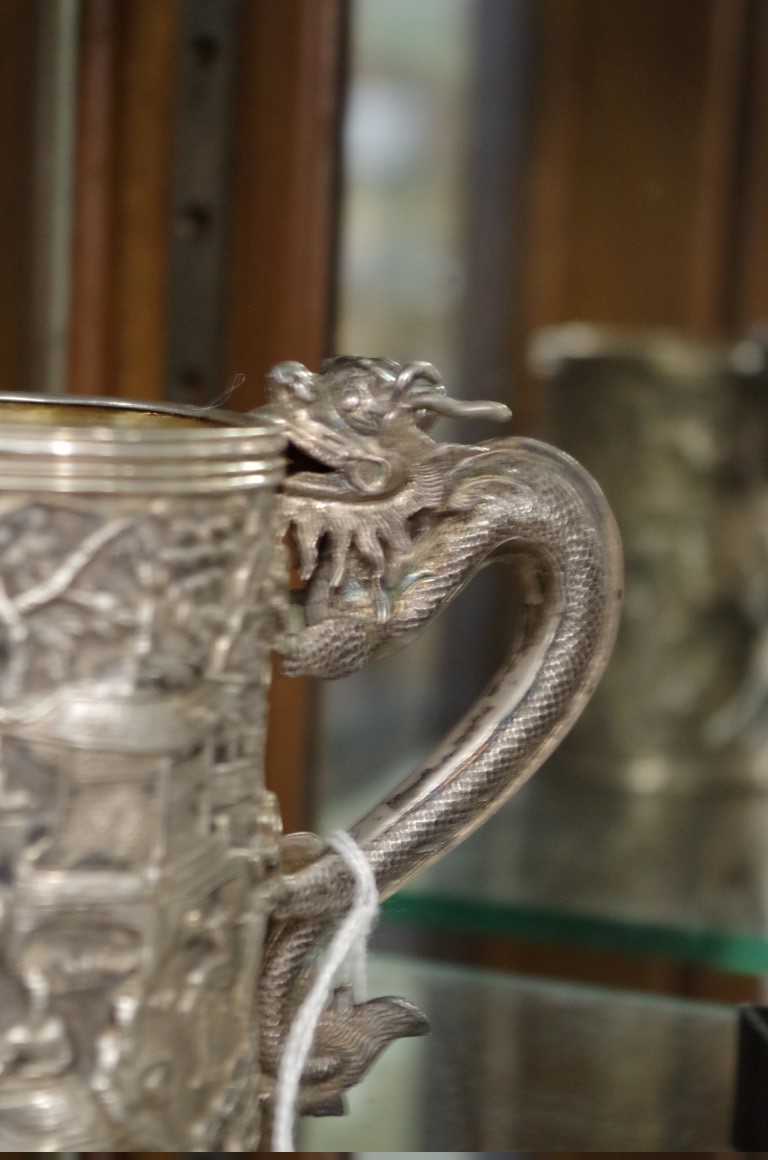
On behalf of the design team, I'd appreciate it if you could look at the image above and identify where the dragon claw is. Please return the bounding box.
[296,989,430,1117]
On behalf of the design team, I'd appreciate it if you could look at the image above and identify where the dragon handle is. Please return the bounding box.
[257,356,622,1122]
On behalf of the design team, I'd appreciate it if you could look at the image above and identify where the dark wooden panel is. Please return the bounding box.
[27,0,80,396]
[112,0,179,400]
[68,0,179,400]
[730,0,768,327]
[67,0,120,397]
[688,0,750,333]
[0,0,37,395]
[376,920,763,1003]
[226,0,345,404]
[519,0,763,435]
[166,0,239,407]
[524,0,715,333]
[461,0,535,415]
[226,0,346,832]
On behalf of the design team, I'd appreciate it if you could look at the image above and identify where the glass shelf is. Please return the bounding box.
[376,775,768,974]
[301,952,737,1151]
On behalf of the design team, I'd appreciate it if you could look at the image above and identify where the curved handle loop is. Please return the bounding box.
[257,359,622,1108]
[275,434,622,918]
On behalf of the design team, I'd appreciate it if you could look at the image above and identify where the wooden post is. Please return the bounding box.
[68,0,179,400]
[226,0,347,832]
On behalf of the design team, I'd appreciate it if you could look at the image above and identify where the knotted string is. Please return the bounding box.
[272,830,379,1152]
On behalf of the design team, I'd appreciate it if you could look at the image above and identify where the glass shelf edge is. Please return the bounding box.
[385,891,768,975]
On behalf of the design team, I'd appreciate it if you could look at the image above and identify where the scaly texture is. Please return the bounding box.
[256,358,622,1118]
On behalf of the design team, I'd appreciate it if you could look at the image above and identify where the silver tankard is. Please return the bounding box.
[0,358,621,1150]
[531,324,768,791]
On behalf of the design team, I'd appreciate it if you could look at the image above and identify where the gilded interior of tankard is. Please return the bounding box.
[0,400,207,427]
[0,395,248,428]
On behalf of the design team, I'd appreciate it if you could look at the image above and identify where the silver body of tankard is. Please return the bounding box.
[0,399,285,1150]
[0,360,622,1150]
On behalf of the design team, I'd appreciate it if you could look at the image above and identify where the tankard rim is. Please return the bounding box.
[0,393,285,492]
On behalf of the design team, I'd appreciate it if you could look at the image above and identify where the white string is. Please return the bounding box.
[271,830,379,1152]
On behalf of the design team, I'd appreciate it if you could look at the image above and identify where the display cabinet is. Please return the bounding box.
[2,0,768,1150]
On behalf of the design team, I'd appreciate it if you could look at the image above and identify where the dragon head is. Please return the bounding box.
[261,356,510,499]
[260,356,511,591]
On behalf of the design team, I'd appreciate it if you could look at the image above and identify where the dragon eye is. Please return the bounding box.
[341,388,360,412]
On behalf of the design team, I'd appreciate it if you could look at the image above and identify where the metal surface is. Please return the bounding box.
[259,356,621,1132]
[0,360,621,1148]
[531,323,768,791]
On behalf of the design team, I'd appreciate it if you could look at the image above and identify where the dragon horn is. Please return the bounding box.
[406,393,512,423]
[391,362,512,424]
[391,362,444,403]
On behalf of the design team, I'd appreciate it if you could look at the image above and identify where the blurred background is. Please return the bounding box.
[3,0,768,1147]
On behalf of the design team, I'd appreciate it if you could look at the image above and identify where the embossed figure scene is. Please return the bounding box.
[0,416,286,1149]
[0,0,767,1153]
